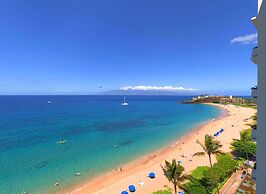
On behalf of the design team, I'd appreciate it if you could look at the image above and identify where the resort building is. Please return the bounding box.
[250,0,266,192]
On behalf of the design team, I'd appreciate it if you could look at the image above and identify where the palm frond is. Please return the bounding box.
[177,182,191,193]
[165,160,172,169]
[178,174,193,182]
[213,150,223,155]
[161,159,187,192]
[196,139,207,152]
[193,151,206,156]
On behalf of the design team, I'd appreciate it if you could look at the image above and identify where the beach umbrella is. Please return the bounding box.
[128,185,136,192]
[121,191,128,194]
[149,172,155,179]
[178,192,184,194]
[220,128,224,133]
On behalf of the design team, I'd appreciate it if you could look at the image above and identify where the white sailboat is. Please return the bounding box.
[121,96,128,106]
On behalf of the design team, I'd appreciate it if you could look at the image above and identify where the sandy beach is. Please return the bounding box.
[68,104,256,194]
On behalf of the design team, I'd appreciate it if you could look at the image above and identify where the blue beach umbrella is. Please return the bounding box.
[149,172,155,179]
[178,192,184,194]
[220,128,224,133]
[121,191,128,194]
[128,185,136,192]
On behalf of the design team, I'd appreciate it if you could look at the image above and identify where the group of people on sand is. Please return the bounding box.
[115,167,123,172]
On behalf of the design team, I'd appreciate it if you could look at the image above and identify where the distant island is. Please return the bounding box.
[96,85,199,96]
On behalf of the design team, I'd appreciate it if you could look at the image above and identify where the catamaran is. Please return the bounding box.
[121,96,128,106]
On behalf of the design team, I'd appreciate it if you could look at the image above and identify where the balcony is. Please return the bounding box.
[251,16,257,28]
[251,163,256,180]
[251,46,258,64]
[251,86,258,99]
[251,122,257,130]
[251,128,256,141]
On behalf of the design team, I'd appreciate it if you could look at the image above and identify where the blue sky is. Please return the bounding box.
[0,0,258,95]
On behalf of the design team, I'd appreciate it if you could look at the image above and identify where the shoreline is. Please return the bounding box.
[65,104,255,194]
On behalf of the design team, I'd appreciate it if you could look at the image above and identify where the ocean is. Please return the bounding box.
[0,95,221,194]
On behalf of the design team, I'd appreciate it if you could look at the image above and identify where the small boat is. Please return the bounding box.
[57,140,66,144]
[47,101,51,104]
[121,96,128,106]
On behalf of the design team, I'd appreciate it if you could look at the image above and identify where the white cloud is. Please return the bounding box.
[230,33,257,44]
[120,85,197,91]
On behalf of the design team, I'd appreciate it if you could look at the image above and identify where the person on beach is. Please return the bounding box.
[120,167,123,172]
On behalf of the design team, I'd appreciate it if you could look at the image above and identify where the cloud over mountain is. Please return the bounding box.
[120,85,197,91]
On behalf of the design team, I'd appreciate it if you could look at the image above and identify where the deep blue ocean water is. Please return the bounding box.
[0,95,221,194]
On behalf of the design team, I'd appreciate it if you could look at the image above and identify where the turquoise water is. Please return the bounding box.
[0,95,220,194]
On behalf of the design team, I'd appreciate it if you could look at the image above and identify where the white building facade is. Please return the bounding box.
[251,0,266,193]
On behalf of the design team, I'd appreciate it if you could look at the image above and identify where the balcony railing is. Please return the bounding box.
[251,163,257,180]
[251,16,257,28]
[251,128,256,141]
[251,86,258,99]
[251,46,258,64]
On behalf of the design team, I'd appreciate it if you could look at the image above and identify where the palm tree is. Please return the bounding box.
[194,135,222,194]
[239,129,252,142]
[194,134,223,167]
[161,159,189,194]
[231,129,256,161]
